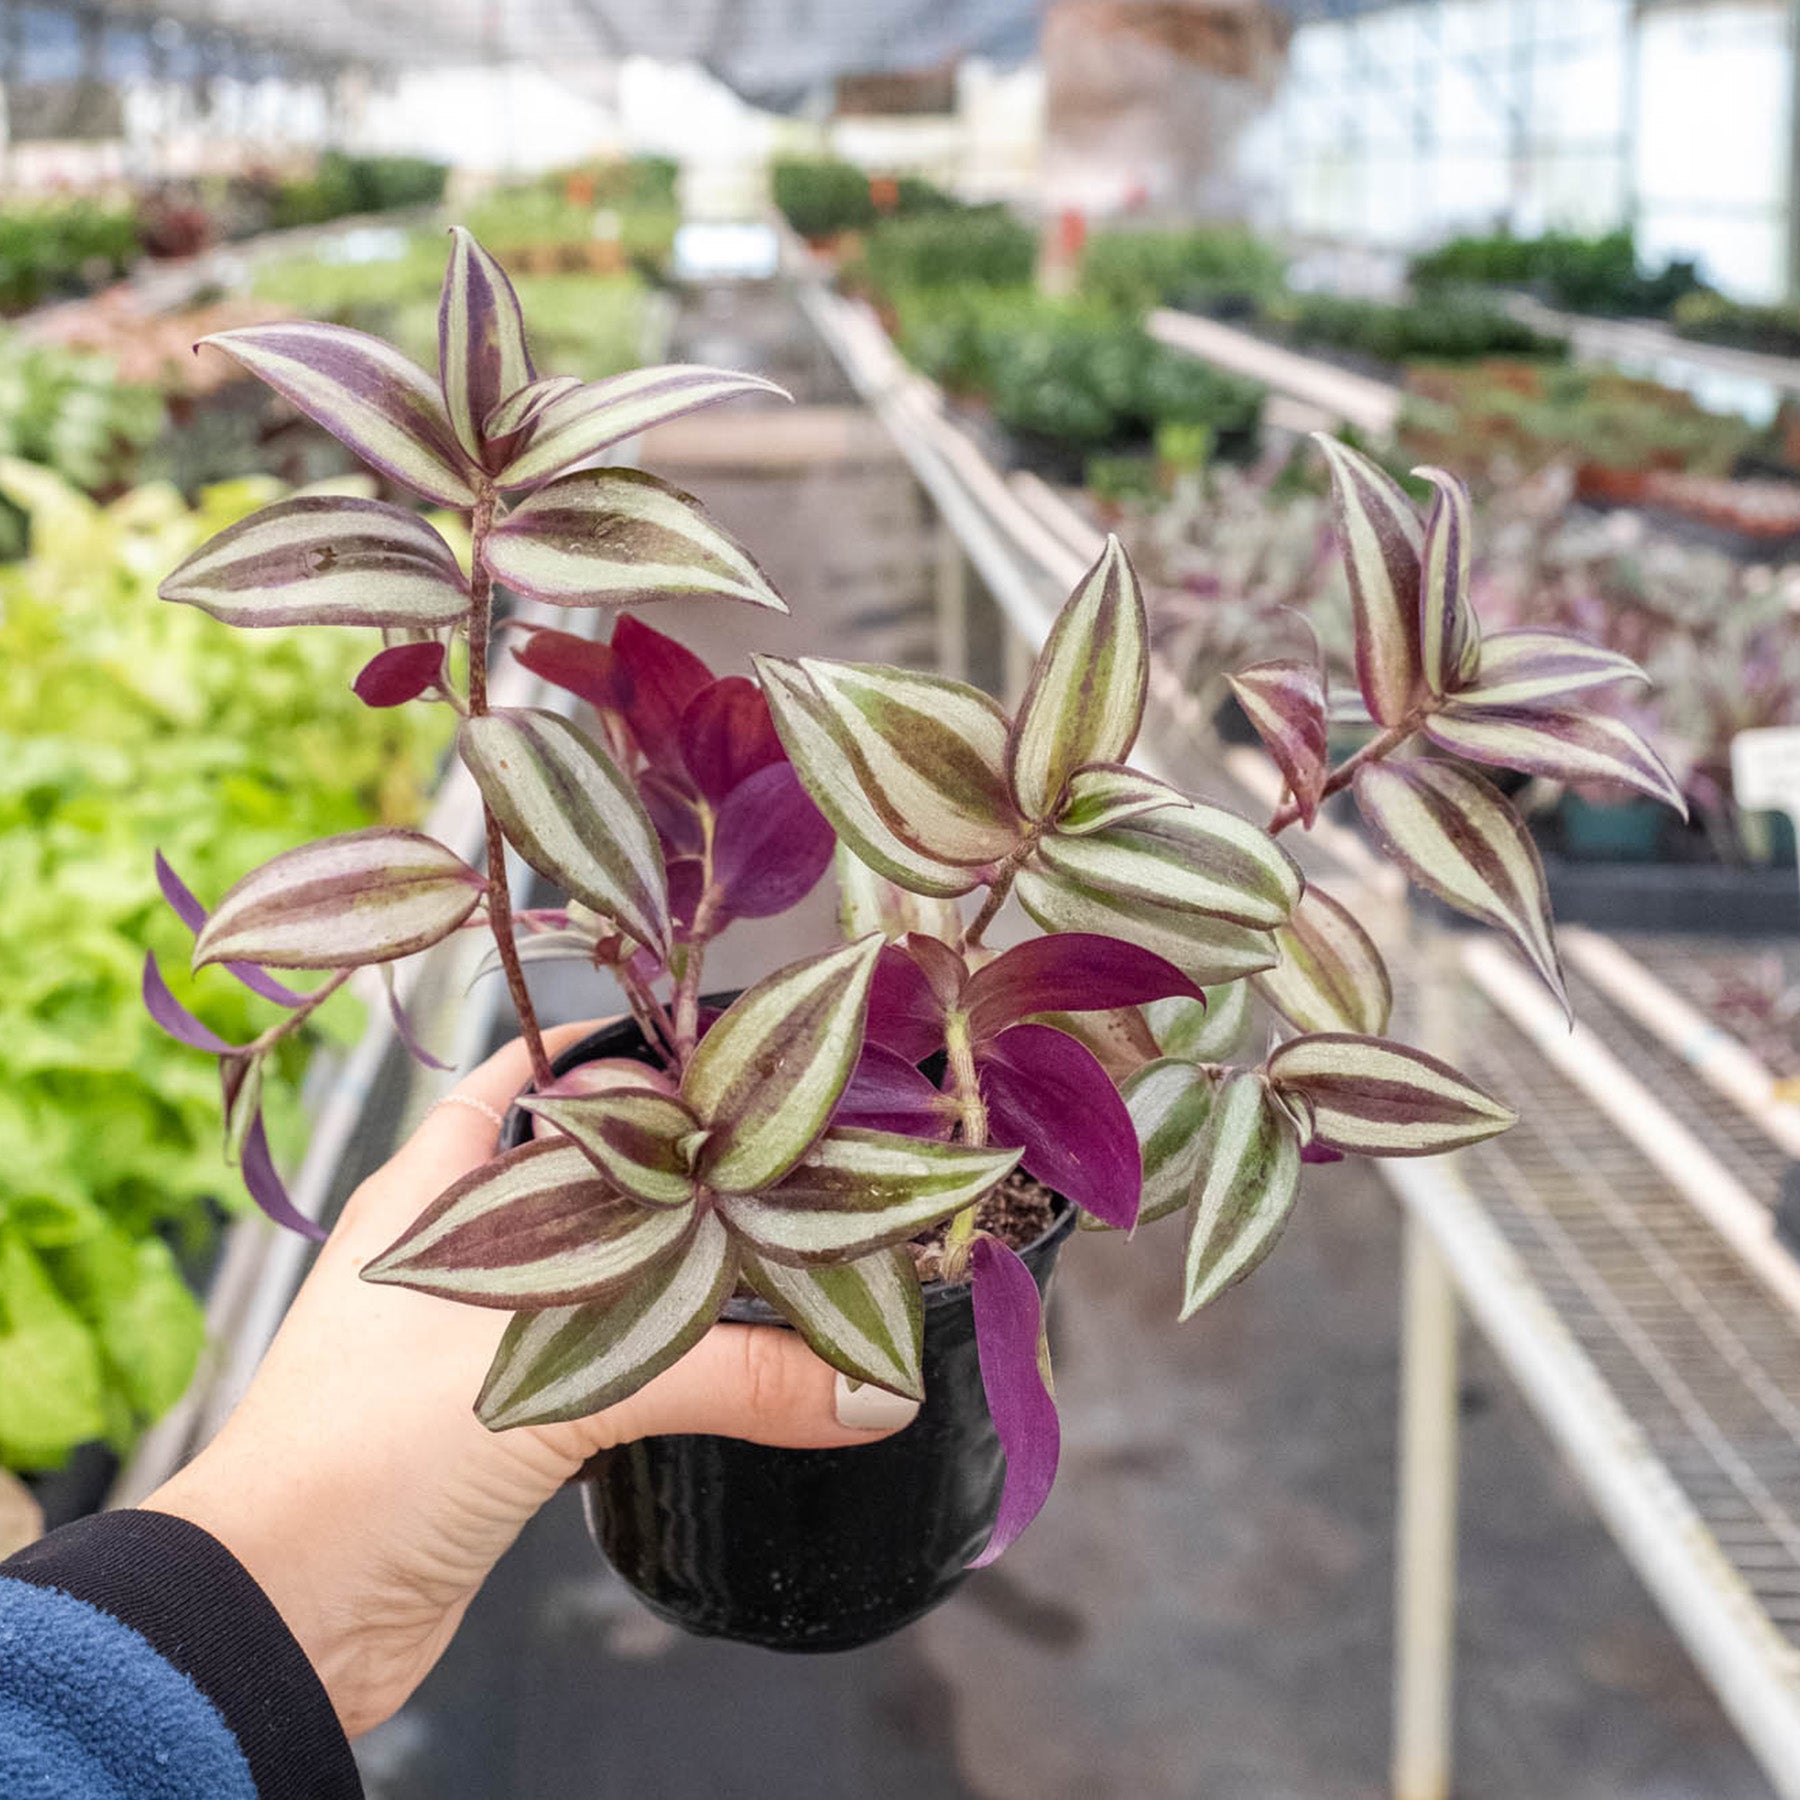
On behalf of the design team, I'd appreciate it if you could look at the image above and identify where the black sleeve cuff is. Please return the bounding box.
[3,1509,363,1800]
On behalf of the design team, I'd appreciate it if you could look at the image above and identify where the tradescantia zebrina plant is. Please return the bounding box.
[143,229,1680,1566]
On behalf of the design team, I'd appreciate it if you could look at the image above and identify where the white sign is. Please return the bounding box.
[1732,727,1800,819]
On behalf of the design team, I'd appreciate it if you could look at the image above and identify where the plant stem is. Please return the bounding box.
[939,1011,988,1283]
[466,483,553,1092]
[246,967,356,1058]
[673,888,719,1063]
[962,834,1038,952]
[1266,718,1414,835]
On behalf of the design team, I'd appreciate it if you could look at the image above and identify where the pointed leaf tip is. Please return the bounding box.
[1313,435,1422,726]
[1008,535,1148,820]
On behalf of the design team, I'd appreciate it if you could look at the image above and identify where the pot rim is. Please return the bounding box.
[502,1004,1080,1317]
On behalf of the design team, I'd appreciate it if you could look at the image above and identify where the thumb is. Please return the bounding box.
[584,1323,920,1452]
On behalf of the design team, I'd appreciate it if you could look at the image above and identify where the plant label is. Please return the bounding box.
[1733,727,1800,826]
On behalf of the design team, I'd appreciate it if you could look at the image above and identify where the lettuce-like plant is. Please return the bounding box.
[146,230,1681,1565]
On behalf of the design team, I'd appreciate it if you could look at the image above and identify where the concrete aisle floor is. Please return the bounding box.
[355,278,1774,1800]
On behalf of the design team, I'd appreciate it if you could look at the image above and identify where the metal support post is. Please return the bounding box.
[934,521,968,684]
[1392,1213,1461,1800]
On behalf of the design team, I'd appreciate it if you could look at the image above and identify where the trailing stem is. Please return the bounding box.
[467,483,553,1091]
[939,1011,989,1283]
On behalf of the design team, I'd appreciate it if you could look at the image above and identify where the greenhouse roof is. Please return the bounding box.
[130,0,1042,102]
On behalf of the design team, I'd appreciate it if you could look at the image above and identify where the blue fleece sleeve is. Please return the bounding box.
[0,1575,256,1800]
[2,1510,362,1799]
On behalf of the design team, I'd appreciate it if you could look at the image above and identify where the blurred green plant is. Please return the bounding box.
[0,462,452,1472]
[1263,291,1566,367]
[0,337,162,552]
[772,158,876,239]
[1079,225,1284,314]
[1409,227,1704,319]
[892,287,1262,457]
[0,201,140,314]
[864,209,1037,291]
[268,152,449,230]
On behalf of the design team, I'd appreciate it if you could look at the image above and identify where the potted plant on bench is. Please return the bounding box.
[144,230,1681,1650]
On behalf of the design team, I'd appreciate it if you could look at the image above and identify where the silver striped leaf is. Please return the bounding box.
[158,496,469,629]
[475,1212,737,1428]
[192,828,485,970]
[741,1244,926,1400]
[459,709,669,956]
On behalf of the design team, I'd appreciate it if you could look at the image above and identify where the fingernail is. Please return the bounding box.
[834,1373,920,1432]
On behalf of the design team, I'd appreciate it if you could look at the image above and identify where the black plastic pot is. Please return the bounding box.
[503,1013,1078,1653]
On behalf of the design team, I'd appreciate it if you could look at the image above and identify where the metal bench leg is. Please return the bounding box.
[1393,1214,1460,1800]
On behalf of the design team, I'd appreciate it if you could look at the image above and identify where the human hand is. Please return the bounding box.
[146,1024,918,1737]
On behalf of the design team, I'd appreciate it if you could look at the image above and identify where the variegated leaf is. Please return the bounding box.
[1252,885,1393,1035]
[684,938,884,1193]
[459,709,669,954]
[1266,1033,1516,1156]
[833,842,966,943]
[1030,1005,1164,1080]
[741,1244,925,1400]
[1313,435,1422,726]
[1036,803,1302,930]
[158,496,468,629]
[1415,466,1479,694]
[716,1127,1019,1266]
[1448,629,1647,711]
[483,468,786,611]
[1122,1058,1213,1226]
[361,1140,695,1308]
[494,365,789,488]
[475,1212,736,1428]
[755,655,981,897]
[193,828,484,970]
[1423,704,1686,813]
[1008,535,1148,820]
[484,374,582,441]
[199,323,477,506]
[790,658,1021,865]
[439,227,535,465]
[1180,1072,1301,1319]
[1053,763,1190,837]
[1354,760,1566,1009]
[518,1089,699,1206]
[1226,660,1328,827]
[1015,863,1279,987]
[1144,980,1251,1061]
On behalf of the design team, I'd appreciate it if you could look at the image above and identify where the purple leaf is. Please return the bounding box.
[1302,1141,1346,1165]
[832,1043,956,1138]
[612,615,714,771]
[906,933,970,1010]
[666,855,707,931]
[511,625,626,715]
[354,640,446,708]
[963,933,1203,1046]
[642,769,705,859]
[865,942,950,1061]
[155,851,306,1006]
[711,763,835,920]
[242,1112,326,1241]
[197,323,477,506]
[979,1023,1141,1231]
[969,1235,1060,1568]
[678,676,786,804]
[381,965,452,1071]
[155,848,208,933]
[142,954,240,1054]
